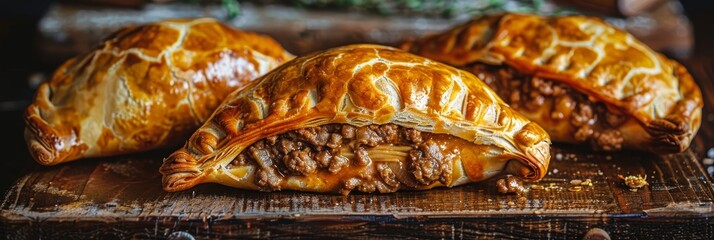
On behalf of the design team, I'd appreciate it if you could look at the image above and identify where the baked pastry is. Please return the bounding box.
[160,44,550,194]
[25,18,293,165]
[401,13,702,153]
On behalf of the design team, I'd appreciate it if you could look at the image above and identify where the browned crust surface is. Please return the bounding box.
[24,18,294,165]
[160,44,551,193]
[402,13,702,153]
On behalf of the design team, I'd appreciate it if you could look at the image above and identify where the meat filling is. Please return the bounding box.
[227,124,455,193]
[467,64,625,151]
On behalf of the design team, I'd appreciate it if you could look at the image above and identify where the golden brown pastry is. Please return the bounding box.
[402,13,702,153]
[160,44,550,195]
[25,18,294,165]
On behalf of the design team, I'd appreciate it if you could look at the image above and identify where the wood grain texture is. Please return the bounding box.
[2,61,714,239]
[2,144,714,239]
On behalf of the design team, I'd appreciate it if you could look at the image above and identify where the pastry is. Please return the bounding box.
[160,44,550,194]
[25,18,293,165]
[402,13,702,153]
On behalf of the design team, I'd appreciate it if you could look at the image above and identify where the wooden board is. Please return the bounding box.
[2,145,714,239]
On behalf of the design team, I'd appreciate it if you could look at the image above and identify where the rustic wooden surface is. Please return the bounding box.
[2,145,714,239]
[1,58,713,239]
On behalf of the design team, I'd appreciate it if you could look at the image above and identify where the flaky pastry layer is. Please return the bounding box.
[25,18,293,165]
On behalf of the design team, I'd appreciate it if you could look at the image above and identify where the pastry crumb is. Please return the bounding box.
[618,174,648,190]
[496,175,528,194]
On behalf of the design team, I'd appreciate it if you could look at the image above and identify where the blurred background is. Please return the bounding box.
[0,0,712,191]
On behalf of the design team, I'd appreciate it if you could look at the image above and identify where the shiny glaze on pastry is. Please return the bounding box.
[25,18,294,165]
[160,44,550,194]
[402,13,702,153]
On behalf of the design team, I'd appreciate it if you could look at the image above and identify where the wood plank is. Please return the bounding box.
[2,144,714,238]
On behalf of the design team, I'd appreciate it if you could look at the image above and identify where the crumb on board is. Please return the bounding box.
[545,182,560,191]
[618,174,648,190]
[497,175,528,195]
[566,179,593,188]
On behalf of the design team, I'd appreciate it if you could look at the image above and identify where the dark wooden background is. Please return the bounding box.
[2,1,714,239]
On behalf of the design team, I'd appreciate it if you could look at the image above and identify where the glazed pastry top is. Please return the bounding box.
[160,44,551,192]
[25,18,293,165]
[403,13,702,153]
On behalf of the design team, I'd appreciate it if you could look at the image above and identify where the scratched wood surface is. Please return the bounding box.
[1,144,714,239]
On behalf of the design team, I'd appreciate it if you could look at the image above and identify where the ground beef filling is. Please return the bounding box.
[467,64,625,151]
[227,124,454,193]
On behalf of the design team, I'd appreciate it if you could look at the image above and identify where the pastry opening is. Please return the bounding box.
[467,63,628,151]
[223,123,539,194]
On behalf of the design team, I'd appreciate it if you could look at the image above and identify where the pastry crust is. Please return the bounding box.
[160,44,551,194]
[402,13,702,153]
[24,18,293,165]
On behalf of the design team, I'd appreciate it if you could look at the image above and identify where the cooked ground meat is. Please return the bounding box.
[592,130,624,151]
[315,150,332,168]
[285,148,317,175]
[341,125,356,139]
[327,133,342,149]
[277,138,298,154]
[328,155,349,173]
[574,125,594,142]
[496,175,528,195]
[467,64,626,151]
[405,128,423,143]
[354,146,372,166]
[356,126,383,147]
[229,152,250,168]
[256,167,283,190]
[227,124,454,193]
[342,178,361,195]
[377,163,399,188]
[409,139,451,185]
[297,127,330,148]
